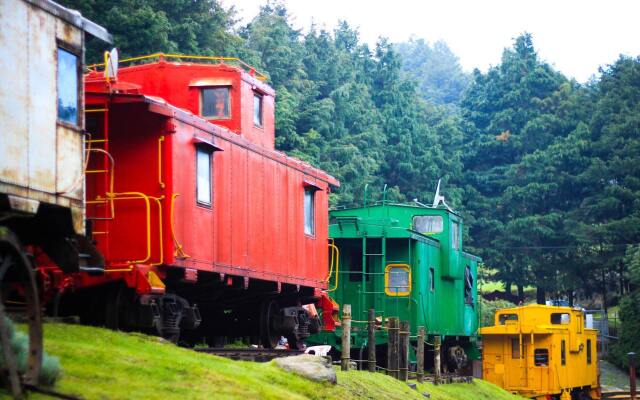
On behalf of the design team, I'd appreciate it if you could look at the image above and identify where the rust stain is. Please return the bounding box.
[0,168,21,184]
[62,21,73,42]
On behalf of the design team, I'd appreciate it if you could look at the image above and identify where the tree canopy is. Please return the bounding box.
[62,0,640,320]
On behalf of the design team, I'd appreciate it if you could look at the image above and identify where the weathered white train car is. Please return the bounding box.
[0,0,110,272]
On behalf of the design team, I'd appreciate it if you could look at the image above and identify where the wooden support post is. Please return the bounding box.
[387,317,399,379]
[399,320,409,382]
[629,352,637,400]
[434,335,442,384]
[368,308,376,372]
[417,326,425,383]
[341,304,351,371]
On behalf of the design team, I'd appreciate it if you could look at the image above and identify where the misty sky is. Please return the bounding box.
[225,0,640,83]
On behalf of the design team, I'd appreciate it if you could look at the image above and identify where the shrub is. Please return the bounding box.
[0,317,61,387]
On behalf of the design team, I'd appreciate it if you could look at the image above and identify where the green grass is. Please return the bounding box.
[9,323,525,399]
[600,360,630,391]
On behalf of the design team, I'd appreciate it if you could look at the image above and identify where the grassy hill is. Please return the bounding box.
[12,323,525,399]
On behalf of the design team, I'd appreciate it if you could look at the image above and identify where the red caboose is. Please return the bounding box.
[58,54,338,346]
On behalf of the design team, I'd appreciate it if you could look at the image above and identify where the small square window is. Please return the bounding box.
[253,93,263,127]
[385,264,411,296]
[534,348,549,366]
[201,87,230,119]
[57,48,79,125]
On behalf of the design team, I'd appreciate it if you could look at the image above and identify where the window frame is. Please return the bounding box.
[413,215,444,234]
[200,86,231,120]
[56,45,81,127]
[534,348,549,366]
[303,187,316,236]
[561,340,566,366]
[253,92,263,128]
[195,146,213,207]
[551,313,571,325]
[385,263,411,296]
[499,313,518,325]
[464,265,474,305]
[429,267,435,292]
[586,339,592,364]
[451,220,460,250]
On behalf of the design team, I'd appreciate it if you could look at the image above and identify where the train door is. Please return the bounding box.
[506,336,528,389]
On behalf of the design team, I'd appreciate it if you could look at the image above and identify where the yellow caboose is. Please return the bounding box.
[480,305,600,400]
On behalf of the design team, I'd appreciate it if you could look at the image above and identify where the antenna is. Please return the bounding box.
[432,179,453,211]
[105,48,119,79]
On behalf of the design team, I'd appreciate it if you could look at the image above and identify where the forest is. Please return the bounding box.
[59,0,640,367]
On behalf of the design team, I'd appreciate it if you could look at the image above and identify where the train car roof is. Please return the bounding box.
[25,0,112,43]
[85,91,339,187]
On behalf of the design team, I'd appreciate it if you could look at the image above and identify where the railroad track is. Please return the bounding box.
[602,391,635,399]
[195,347,304,362]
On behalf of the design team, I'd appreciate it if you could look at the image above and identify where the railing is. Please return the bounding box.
[86,52,268,82]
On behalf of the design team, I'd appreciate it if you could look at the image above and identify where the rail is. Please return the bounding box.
[100,192,164,268]
[195,348,303,362]
[170,194,190,259]
[326,239,340,291]
[85,148,116,221]
[86,52,268,81]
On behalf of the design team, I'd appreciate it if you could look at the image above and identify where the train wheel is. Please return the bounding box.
[0,229,43,398]
[105,285,126,330]
[259,300,279,348]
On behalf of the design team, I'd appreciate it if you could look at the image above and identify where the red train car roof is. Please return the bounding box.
[85,90,339,187]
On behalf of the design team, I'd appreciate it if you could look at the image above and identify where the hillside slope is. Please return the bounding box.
[13,323,524,400]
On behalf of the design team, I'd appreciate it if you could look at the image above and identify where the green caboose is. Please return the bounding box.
[309,195,481,372]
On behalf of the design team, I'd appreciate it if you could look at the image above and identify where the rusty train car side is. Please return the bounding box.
[0,0,110,272]
[0,0,111,395]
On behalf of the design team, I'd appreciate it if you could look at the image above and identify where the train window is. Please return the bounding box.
[385,264,411,296]
[304,188,315,235]
[201,87,230,119]
[253,93,263,127]
[57,48,79,125]
[587,339,592,364]
[413,215,443,234]
[534,348,549,366]
[551,313,570,325]
[196,148,212,205]
[499,313,518,325]
[464,265,474,305]
[561,340,566,365]
[451,221,460,250]
[511,338,522,359]
[429,268,435,292]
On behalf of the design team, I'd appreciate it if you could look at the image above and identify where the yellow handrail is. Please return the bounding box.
[87,148,116,220]
[87,52,268,81]
[108,192,152,264]
[326,239,340,292]
[96,192,164,267]
[170,194,190,259]
[150,196,164,266]
[158,136,165,189]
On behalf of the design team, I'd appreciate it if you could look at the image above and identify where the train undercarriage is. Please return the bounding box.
[53,269,323,349]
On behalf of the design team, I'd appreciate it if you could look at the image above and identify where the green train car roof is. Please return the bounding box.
[329,202,481,262]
